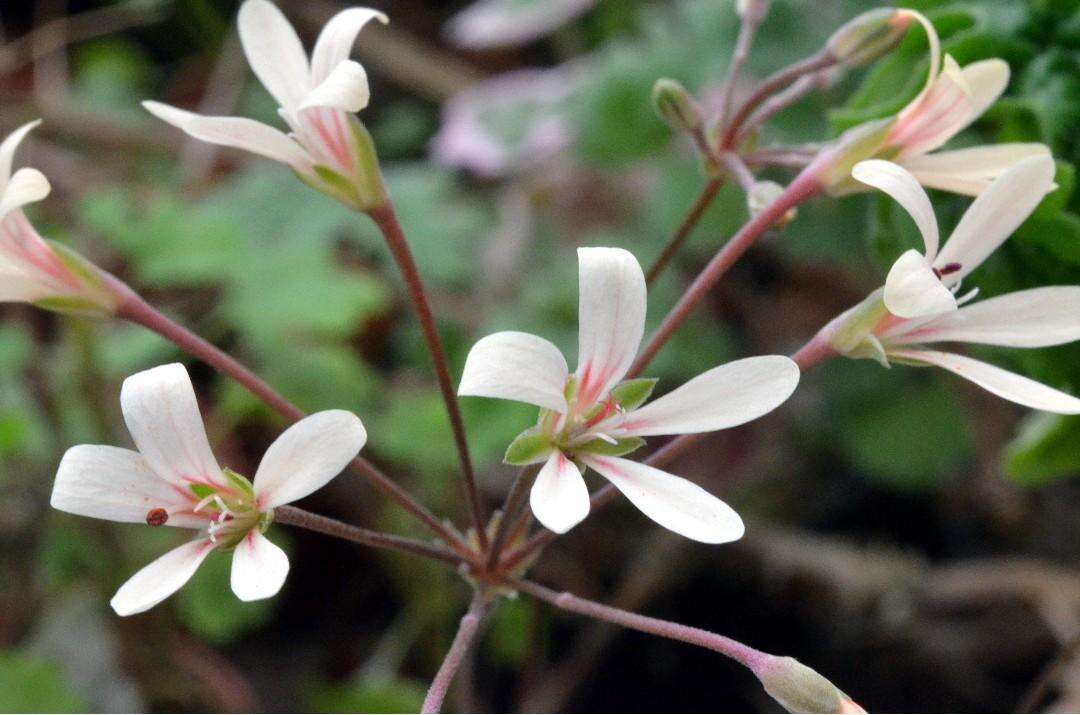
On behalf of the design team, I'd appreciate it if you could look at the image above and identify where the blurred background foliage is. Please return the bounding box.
[1,0,1079,711]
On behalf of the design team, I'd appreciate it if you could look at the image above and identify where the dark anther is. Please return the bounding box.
[146,508,169,526]
[939,262,962,276]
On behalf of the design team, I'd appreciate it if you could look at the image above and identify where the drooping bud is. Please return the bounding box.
[826,9,913,69]
[753,655,866,714]
[652,78,704,135]
[747,180,797,227]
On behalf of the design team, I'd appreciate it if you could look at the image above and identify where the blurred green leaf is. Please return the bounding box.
[308,677,426,714]
[0,652,85,713]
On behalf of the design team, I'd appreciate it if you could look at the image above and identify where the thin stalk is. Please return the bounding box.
[718,151,756,191]
[367,203,489,552]
[720,50,836,149]
[630,165,824,376]
[716,0,772,131]
[734,72,825,147]
[275,505,465,567]
[485,464,540,570]
[422,591,487,714]
[645,177,724,286]
[791,335,837,372]
[508,578,768,670]
[112,283,474,558]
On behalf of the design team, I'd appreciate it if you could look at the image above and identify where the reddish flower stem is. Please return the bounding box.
[367,203,489,552]
[112,283,475,559]
[508,577,768,670]
[645,177,725,286]
[791,334,838,372]
[422,591,487,714]
[630,165,824,377]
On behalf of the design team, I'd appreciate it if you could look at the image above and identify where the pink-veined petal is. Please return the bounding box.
[889,349,1080,414]
[893,55,972,158]
[895,10,940,111]
[459,331,569,412]
[253,410,366,509]
[583,455,744,544]
[110,538,214,616]
[884,249,957,318]
[120,363,226,489]
[0,119,41,190]
[935,155,1056,278]
[51,445,205,528]
[299,60,370,113]
[575,247,646,405]
[852,160,939,259]
[902,143,1051,196]
[142,101,312,170]
[230,531,290,601]
[612,356,799,437]
[887,286,1080,348]
[530,450,589,534]
[0,167,50,219]
[0,268,55,303]
[310,7,387,84]
[237,0,311,109]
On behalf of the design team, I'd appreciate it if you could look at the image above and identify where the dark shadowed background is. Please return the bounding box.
[1,0,1079,712]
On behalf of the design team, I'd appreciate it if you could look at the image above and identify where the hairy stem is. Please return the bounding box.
[720,50,836,149]
[367,203,489,552]
[422,591,487,714]
[645,177,725,286]
[274,505,466,566]
[508,578,768,670]
[113,284,474,558]
[630,165,824,376]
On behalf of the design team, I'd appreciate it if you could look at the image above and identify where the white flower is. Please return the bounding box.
[0,121,117,312]
[824,156,1080,414]
[458,247,800,540]
[51,363,366,615]
[143,0,387,210]
[821,11,1050,197]
[852,155,1055,319]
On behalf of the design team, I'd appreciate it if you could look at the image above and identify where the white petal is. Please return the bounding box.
[51,445,205,528]
[884,249,957,318]
[530,450,590,534]
[120,363,226,490]
[0,119,41,190]
[237,0,311,109]
[894,55,973,157]
[299,60,369,113]
[459,331,569,412]
[110,539,214,616]
[611,356,799,437]
[230,531,290,601]
[953,59,1009,135]
[142,101,311,169]
[310,7,387,85]
[890,349,1080,414]
[575,247,646,405]
[852,160,939,259]
[253,410,366,509]
[889,286,1080,348]
[903,143,1051,196]
[0,167,50,220]
[583,456,744,544]
[0,268,52,303]
[896,10,941,111]
[936,155,1056,278]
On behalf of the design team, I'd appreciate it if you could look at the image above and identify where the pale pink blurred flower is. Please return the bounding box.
[446,0,599,51]
[51,363,366,615]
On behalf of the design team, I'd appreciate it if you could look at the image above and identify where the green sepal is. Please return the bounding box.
[36,240,119,315]
[826,287,888,355]
[33,295,111,316]
[610,378,658,411]
[504,429,553,466]
[574,436,646,458]
[313,165,364,210]
[257,509,274,533]
[223,467,255,498]
[346,116,387,210]
[190,483,216,500]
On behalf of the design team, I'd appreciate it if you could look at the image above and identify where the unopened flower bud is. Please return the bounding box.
[754,655,866,714]
[827,9,912,68]
[652,78,703,135]
[747,180,796,226]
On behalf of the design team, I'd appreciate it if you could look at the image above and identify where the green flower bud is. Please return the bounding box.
[827,9,913,69]
[754,655,865,714]
[652,78,703,135]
